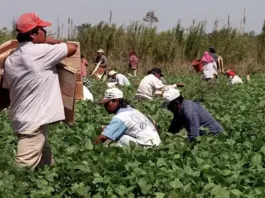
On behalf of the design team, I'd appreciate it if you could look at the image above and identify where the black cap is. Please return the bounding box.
[150,68,164,77]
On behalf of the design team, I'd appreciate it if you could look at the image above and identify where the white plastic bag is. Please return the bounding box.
[83,85,94,101]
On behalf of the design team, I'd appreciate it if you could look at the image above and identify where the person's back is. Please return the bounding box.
[116,73,130,86]
[180,100,223,139]
[113,106,161,146]
[136,74,158,99]
[4,42,67,132]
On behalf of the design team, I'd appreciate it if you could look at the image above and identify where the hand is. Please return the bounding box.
[176,83,185,87]
[101,125,107,130]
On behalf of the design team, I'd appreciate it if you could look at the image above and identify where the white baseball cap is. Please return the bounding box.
[98,88,123,104]
[108,70,118,76]
[161,88,181,108]
[97,49,104,53]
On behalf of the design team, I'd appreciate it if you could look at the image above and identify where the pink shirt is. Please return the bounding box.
[129,55,139,69]
[81,58,88,77]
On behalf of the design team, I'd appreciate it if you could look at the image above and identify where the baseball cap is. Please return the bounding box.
[97,49,104,53]
[225,70,236,77]
[150,68,164,77]
[108,70,118,76]
[98,88,123,104]
[161,88,181,108]
[16,12,52,33]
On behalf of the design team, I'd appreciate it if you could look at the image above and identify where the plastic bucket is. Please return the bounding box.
[191,59,203,72]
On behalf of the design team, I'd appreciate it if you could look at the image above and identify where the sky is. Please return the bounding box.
[1,0,265,35]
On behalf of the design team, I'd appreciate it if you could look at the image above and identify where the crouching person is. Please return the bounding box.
[94,88,161,148]
[225,70,243,85]
[162,88,223,142]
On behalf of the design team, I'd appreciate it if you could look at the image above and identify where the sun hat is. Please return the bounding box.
[16,12,52,33]
[108,70,118,76]
[98,88,123,104]
[97,49,104,53]
[161,88,181,108]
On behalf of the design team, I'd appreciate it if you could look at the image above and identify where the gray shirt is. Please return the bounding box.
[168,100,223,141]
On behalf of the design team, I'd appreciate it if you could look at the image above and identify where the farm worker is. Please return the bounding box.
[135,68,184,101]
[2,12,77,169]
[128,50,139,77]
[201,51,218,81]
[95,49,108,81]
[225,70,243,85]
[208,47,219,66]
[209,47,224,73]
[81,54,88,78]
[94,88,161,147]
[161,88,224,142]
[108,70,131,86]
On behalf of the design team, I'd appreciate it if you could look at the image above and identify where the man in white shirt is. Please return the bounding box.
[135,68,184,100]
[108,70,131,86]
[2,13,77,169]
[225,70,243,85]
[94,88,161,148]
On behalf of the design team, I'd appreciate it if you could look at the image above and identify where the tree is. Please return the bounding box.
[143,9,159,28]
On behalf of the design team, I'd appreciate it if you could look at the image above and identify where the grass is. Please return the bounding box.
[1,19,265,76]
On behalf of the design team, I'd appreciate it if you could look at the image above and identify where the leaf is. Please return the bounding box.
[259,145,265,154]
[85,140,94,150]
[231,189,242,196]
[155,192,165,198]
[157,158,167,167]
[92,177,103,184]
[252,153,262,166]
[169,179,183,189]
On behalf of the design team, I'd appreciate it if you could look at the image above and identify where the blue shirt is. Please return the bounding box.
[168,100,223,141]
[102,106,133,140]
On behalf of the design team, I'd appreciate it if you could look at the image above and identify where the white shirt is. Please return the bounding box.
[228,75,243,85]
[136,74,176,100]
[116,73,130,86]
[103,106,161,146]
[202,61,218,79]
[3,42,68,133]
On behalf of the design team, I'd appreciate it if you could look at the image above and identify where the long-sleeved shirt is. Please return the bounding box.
[228,75,243,85]
[202,61,218,79]
[136,74,176,100]
[168,100,223,141]
[96,55,108,68]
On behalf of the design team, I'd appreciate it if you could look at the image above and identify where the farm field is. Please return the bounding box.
[1,74,265,197]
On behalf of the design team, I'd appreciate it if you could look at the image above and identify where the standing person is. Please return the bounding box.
[201,51,218,81]
[2,12,77,169]
[225,70,243,85]
[135,68,184,101]
[81,54,88,78]
[93,88,161,147]
[161,88,223,142]
[128,50,139,77]
[108,70,131,86]
[209,47,224,73]
[95,49,108,81]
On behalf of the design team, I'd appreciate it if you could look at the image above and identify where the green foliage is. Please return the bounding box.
[1,74,265,197]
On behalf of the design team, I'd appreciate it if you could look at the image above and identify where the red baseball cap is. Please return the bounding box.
[226,70,236,77]
[16,12,52,33]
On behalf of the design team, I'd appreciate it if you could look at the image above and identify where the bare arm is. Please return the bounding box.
[45,37,77,57]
